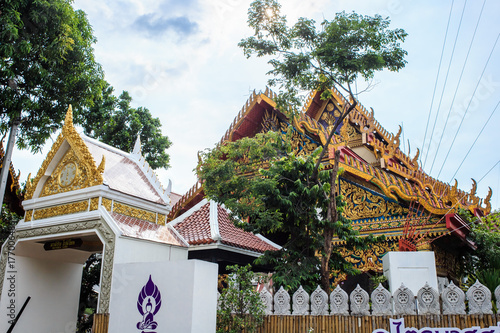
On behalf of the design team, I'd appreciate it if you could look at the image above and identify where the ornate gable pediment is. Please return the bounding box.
[25,106,105,200]
[340,179,408,221]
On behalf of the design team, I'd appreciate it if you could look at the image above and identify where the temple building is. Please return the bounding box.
[0,140,23,216]
[168,87,492,289]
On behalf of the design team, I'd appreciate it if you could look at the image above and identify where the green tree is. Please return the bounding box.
[81,86,172,169]
[217,265,265,333]
[199,132,378,292]
[76,253,101,333]
[0,0,105,150]
[0,205,20,244]
[239,0,407,120]
[202,0,405,291]
[460,209,500,294]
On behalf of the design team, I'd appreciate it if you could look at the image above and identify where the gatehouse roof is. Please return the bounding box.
[170,199,279,255]
[21,106,186,248]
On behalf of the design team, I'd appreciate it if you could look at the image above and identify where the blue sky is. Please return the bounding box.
[11,0,500,210]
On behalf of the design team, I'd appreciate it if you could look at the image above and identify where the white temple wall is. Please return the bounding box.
[113,236,188,264]
[0,256,83,333]
[108,259,218,333]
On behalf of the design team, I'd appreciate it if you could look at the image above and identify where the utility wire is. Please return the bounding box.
[478,160,500,184]
[423,158,500,244]
[431,0,486,176]
[449,99,500,182]
[420,0,455,167]
[437,33,500,180]
[425,0,468,171]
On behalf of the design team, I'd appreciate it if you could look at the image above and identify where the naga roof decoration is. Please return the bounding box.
[296,87,490,216]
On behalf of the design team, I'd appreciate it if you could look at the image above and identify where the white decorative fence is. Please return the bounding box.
[223,281,500,316]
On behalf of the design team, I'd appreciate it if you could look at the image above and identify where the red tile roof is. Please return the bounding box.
[216,205,278,253]
[111,212,187,247]
[173,203,213,245]
[172,201,278,254]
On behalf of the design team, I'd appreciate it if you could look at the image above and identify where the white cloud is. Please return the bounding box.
[11,0,500,210]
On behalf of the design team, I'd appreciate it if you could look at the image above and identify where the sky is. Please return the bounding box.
[9,0,500,210]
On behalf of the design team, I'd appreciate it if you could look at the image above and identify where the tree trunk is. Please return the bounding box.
[320,150,340,293]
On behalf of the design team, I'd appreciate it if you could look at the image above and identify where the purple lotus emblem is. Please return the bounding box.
[137,275,162,332]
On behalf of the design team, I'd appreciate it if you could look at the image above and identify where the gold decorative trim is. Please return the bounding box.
[33,200,89,220]
[90,197,99,211]
[219,87,277,146]
[338,242,398,273]
[113,202,156,223]
[102,198,112,211]
[157,214,166,225]
[24,210,33,222]
[25,134,65,199]
[25,106,104,200]
[340,180,407,220]
[40,150,88,197]
[168,182,202,221]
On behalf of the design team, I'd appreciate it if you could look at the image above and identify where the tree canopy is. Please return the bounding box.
[81,85,172,170]
[198,132,377,292]
[199,0,405,291]
[239,0,407,113]
[0,0,105,151]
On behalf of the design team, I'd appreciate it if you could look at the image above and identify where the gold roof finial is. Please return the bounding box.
[64,105,73,127]
[97,156,106,174]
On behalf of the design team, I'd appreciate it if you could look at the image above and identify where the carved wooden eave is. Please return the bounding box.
[167,181,204,222]
[219,87,281,145]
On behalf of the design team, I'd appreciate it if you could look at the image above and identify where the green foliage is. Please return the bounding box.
[81,85,172,169]
[0,205,20,244]
[460,209,500,303]
[239,0,407,114]
[369,274,388,290]
[217,265,265,333]
[0,0,105,151]
[76,254,101,333]
[198,132,379,292]
[460,209,500,274]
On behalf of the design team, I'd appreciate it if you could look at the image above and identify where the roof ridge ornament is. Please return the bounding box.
[64,104,73,127]
[132,134,141,156]
[131,152,169,205]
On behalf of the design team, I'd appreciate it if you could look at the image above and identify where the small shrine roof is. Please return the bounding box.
[111,212,187,247]
[82,135,167,205]
[171,200,279,254]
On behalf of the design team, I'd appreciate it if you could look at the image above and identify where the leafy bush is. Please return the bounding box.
[217,265,265,333]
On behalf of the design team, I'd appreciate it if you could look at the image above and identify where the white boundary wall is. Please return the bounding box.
[108,259,218,333]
